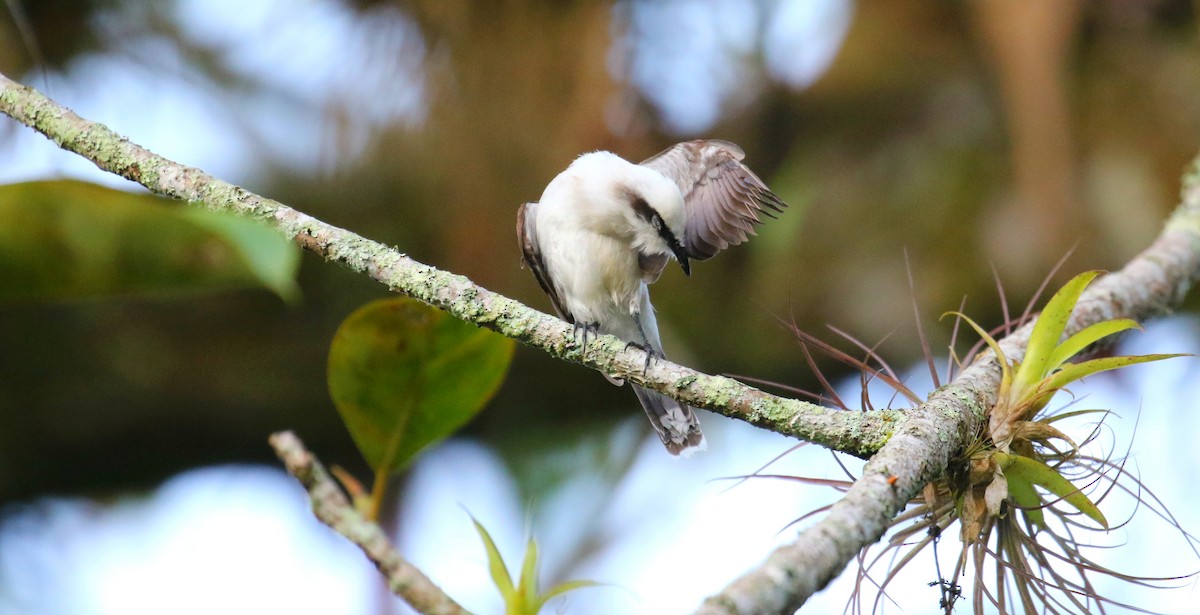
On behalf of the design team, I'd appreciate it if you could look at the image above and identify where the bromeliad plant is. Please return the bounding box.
[945,271,1181,544]
[922,270,1193,614]
[777,270,1196,614]
[470,515,601,615]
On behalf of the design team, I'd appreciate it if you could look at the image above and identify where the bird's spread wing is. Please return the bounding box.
[517,202,575,324]
[639,139,787,261]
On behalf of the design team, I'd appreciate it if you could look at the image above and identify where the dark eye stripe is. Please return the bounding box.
[623,186,682,250]
[658,224,680,249]
[627,192,656,223]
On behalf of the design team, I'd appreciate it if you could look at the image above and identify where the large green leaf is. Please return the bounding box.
[0,179,300,301]
[327,298,515,474]
[179,207,300,302]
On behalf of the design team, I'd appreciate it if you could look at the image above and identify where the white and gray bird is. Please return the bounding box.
[517,139,786,455]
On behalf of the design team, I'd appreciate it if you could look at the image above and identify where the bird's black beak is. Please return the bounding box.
[650,212,690,276]
[670,240,691,276]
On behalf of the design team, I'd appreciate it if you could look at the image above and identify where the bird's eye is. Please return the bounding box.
[651,215,663,231]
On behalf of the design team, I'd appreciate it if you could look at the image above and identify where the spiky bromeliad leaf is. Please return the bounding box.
[1013,270,1103,392]
[518,536,540,610]
[536,579,605,608]
[470,515,517,604]
[1005,472,1046,527]
[995,451,1108,529]
[1042,354,1188,393]
[1042,408,1112,424]
[470,515,601,615]
[942,310,1010,390]
[1045,319,1142,374]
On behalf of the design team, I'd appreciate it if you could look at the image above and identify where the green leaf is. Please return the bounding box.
[518,536,540,613]
[537,579,605,606]
[1006,474,1045,527]
[942,311,1010,387]
[327,298,515,474]
[467,515,602,615]
[0,179,300,301]
[470,515,516,602]
[180,207,301,303]
[995,452,1108,528]
[1045,319,1141,374]
[1042,353,1188,393]
[1013,271,1103,392]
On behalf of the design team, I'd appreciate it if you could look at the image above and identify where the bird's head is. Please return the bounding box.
[622,171,690,276]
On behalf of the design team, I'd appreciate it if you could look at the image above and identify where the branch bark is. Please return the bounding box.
[0,71,895,459]
[269,431,471,615]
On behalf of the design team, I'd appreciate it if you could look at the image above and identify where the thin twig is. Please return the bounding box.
[268,431,471,615]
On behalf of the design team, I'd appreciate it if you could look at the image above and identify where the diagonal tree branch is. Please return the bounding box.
[0,71,897,459]
[269,431,471,615]
[695,160,1200,613]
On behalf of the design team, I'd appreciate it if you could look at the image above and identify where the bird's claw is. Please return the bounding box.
[623,340,660,375]
[628,311,660,375]
[573,321,600,351]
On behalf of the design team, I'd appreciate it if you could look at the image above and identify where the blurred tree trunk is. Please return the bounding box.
[973,0,1085,275]
[401,1,627,285]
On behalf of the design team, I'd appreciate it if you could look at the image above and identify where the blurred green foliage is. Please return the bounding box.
[0,180,299,302]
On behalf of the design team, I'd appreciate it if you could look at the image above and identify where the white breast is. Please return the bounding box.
[534,157,646,324]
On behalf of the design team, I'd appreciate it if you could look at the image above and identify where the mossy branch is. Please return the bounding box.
[0,70,895,458]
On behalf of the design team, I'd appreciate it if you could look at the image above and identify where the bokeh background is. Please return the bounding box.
[2,1,1200,613]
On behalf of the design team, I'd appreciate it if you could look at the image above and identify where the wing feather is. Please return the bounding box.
[516,202,574,324]
[639,140,787,260]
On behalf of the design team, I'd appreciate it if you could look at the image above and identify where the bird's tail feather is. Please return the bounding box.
[631,385,705,456]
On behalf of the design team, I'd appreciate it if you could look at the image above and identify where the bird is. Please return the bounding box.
[516,139,786,455]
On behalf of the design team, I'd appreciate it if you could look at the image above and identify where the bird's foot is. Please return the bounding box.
[629,311,660,375]
[573,321,600,351]
[623,340,661,375]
